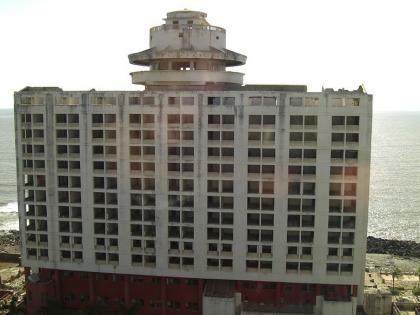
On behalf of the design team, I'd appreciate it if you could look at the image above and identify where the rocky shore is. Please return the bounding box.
[367,236,420,258]
[0,230,20,254]
[0,230,419,258]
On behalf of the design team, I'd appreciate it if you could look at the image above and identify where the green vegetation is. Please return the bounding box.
[1,296,25,315]
[391,266,402,291]
[413,286,420,296]
[390,288,401,295]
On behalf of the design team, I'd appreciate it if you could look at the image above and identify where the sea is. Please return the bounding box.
[0,109,419,241]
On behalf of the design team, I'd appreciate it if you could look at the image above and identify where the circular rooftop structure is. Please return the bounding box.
[128,10,247,87]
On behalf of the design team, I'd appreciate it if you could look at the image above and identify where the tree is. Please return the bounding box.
[2,296,25,315]
[391,266,402,291]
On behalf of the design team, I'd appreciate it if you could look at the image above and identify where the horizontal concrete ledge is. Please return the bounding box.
[150,24,225,33]
[130,70,244,86]
[128,49,247,67]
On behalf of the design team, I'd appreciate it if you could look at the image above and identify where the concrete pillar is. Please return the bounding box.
[124,275,130,307]
[89,273,95,303]
[315,284,321,296]
[53,270,61,301]
[160,277,166,315]
[315,295,323,315]
[352,285,358,297]
[198,279,204,314]
[275,282,283,304]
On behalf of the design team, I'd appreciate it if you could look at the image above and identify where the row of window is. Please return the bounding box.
[20,113,360,129]
[25,130,357,147]
[21,144,359,167]
[19,95,362,108]
[23,185,357,215]
[60,250,83,262]
[21,129,44,139]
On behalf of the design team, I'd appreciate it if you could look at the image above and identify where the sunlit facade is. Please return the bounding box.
[15,10,372,315]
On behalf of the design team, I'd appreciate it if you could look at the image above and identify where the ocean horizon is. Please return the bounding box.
[1,108,419,241]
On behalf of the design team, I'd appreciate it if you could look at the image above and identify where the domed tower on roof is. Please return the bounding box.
[128,10,247,89]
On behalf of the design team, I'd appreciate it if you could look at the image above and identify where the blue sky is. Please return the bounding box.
[1,0,419,111]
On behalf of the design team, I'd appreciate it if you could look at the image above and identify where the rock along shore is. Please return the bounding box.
[0,230,419,258]
[367,236,420,258]
[0,230,20,249]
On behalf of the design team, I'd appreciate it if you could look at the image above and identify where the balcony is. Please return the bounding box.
[169,263,180,270]
[130,70,244,86]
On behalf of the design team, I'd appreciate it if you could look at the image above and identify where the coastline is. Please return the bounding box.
[367,236,420,258]
[0,230,20,254]
[0,230,419,259]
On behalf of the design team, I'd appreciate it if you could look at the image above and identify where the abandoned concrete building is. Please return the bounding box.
[14,10,372,315]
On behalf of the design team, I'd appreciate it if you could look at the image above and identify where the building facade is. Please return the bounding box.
[15,10,372,315]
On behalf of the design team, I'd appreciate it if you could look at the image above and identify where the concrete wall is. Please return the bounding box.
[315,296,357,315]
[203,295,235,315]
[149,10,225,50]
[150,27,226,51]
[363,290,392,315]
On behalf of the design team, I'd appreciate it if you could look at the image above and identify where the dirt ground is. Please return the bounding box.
[0,261,18,270]
[365,253,420,273]
[382,274,419,290]
[0,244,20,255]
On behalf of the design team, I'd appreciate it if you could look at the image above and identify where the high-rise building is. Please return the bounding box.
[15,10,372,315]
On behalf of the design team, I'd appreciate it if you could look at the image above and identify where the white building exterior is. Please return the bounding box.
[15,10,372,315]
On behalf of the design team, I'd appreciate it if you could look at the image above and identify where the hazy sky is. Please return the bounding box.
[1,0,419,111]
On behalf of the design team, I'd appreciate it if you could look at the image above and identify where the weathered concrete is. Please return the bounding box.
[14,9,373,314]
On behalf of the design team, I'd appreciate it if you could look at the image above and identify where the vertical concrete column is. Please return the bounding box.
[195,93,207,272]
[352,285,357,297]
[312,94,330,277]
[124,275,130,307]
[315,284,321,296]
[14,97,27,267]
[274,98,288,276]
[45,94,57,265]
[314,295,323,315]
[275,282,282,305]
[160,277,166,315]
[53,270,61,302]
[89,273,95,303]
[198,279,204,314]
[118,94,131,269]
[355,95,373,306]
[233,94,247,273]
[155,93,168,271]
[80,93,95,266]
[256,281,262,295]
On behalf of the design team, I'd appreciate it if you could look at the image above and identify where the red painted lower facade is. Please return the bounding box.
[25,268,357,315]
